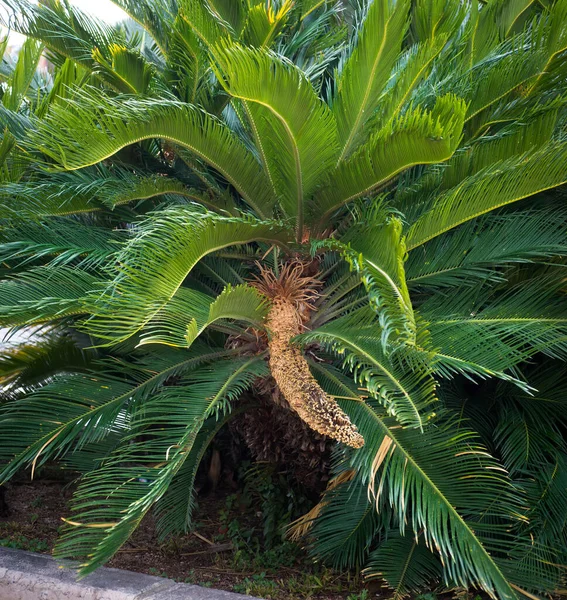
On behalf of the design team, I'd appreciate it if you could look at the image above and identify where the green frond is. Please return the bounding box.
[300,308,436,429]
[406,209,567,289]
[53,356,267,576]
[0,266,98,327]
[371,36,448,131]
[312,270,366,327]
[395,99,563,220]
[153,409,236,539]
[0,344,234,483]
[28,89,276,216]
[177,0,232,54]
[518,455,567,556]
[59,430,126,475]
[406,141,567,250]
[2,37,43,111]
[139,283,268,347]
[166,14,209,104]
[364,532,442,600]
[92,44,155,94]
[107,0,177,56]
[0,0,124,75]
[470,0,537,62]
[313,95,467,224]
[0,335,92,392]
[207,0,248,35]
[340,399,540,600]
[0,219,121,269]
[214,43,338,235]
[339,215,417,349]
[82,208,291,343]
[194,253,253,289]
[35,59,91,119]
[0,103,35,142]
[242,0,294,48]
[463,40,549,125]
[422,275,567,385]
[333,0,410,162]
[0,168,230,218]
[411,0,467,42]
[307,473,384,570]
[494,407,564,475]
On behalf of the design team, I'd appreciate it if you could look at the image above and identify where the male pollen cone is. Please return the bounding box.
[255,262,364,449]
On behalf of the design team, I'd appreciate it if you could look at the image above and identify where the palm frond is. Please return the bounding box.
[300,308,436,429]
[340,399,550,599]
[364,532,442,600]
[333,0,410,162]
[166,14,209,105]
[313,95,466,224]
[82,208,291,343]
[54,356,267,576]
[92,44,155,95]
[242,0,294,47]
[107,0,177,56]
[177,0,232,53]
[410,0,467,42]
[406,209,567,289]
[0,334,92,392]
[423,275,567,381]
[153,409,237,539]
[0,344,234,483]
[139,283,267,347]
[214,43,338,236]
[338,214,417,349]
[406,141,567,250]
[0,167,227,217]
[0,219,121,269]
[28,89,276,217]
[370,36,448,131]
[307,472,384,570]
[0,266,98,327]
[1,37,43,111]
[1,0,123,75]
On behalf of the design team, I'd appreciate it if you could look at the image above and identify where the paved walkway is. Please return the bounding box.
[0,546,260,600]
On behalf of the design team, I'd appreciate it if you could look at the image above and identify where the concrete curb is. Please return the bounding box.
[0,547,261,600]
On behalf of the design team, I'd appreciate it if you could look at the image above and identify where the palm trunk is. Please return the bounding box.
[266,298,364,448]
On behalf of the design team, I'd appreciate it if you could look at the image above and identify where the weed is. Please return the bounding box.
[416,593,438,600]
[347,590,369,600]
[233,573,280,598]
[0,534,49,553]
[30,496,44,509]
[148,567,169,578]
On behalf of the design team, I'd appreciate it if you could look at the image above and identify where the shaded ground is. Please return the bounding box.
[0,479,379,599]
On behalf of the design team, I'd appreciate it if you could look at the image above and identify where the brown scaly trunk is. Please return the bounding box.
[254,261,364,449]
[230,393,334,492]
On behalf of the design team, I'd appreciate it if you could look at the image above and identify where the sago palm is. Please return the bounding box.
[0,0,567,598]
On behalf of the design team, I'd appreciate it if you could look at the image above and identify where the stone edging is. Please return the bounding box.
[0,546,260,600]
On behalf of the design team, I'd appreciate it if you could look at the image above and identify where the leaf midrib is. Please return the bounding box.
[336,12,392,164]
[342,399,517,599]
[315,332,422,428]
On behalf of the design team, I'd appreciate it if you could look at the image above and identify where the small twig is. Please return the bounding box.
[181,543,233,556]
[192,531,214,545]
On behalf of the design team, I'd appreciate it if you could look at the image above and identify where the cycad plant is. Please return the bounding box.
[0,0,567,597]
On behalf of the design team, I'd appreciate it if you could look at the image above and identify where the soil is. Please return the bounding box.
[0,478,383,600]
